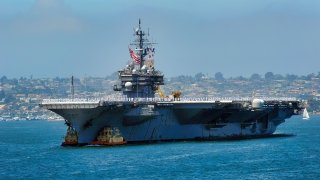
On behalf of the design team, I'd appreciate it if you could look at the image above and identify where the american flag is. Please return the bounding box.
[129,48,141,64]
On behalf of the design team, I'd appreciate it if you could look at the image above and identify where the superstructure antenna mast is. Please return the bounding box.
[130,19,157,69]
[71,76,74,100]
[138,18,144,68]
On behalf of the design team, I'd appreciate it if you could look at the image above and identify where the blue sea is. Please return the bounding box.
[0,116,320,179]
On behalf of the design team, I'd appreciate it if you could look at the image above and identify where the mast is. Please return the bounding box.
[137,19,144,68]
[130,19,157,69]
[71,76,74,100]
[114,19,164,98]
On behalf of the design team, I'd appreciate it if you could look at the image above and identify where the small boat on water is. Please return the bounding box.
[62,127,78,146]
[90,127,127,146]
[303,108,310,120]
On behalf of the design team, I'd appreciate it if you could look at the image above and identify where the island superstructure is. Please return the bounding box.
[40,20,305,146]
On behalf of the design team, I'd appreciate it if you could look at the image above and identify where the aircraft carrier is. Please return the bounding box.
[40,20,306,146]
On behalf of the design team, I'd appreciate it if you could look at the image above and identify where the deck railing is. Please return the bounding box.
[41,96,299,104]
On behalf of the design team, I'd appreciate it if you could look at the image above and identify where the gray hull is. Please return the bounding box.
[43,99,302,144]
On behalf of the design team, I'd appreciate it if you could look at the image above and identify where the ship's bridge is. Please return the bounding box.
[113,67,164,98]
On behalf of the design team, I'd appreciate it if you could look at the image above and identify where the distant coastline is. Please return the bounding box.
[1,72,320,121]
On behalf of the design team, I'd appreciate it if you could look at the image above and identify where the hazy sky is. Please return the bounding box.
[0,0,319,78]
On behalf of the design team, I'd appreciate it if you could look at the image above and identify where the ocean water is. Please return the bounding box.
[0,116,319,179]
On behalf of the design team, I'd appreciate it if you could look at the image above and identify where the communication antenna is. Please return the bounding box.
[71,76,74,100]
